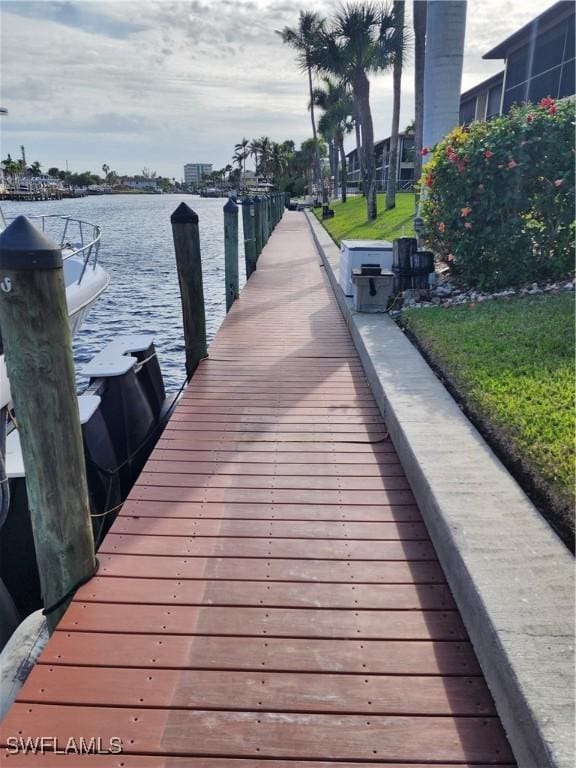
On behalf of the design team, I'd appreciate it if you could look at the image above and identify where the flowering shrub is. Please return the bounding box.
[420,98,575,289]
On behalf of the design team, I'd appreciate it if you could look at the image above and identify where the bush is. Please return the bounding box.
[420,98,575,290]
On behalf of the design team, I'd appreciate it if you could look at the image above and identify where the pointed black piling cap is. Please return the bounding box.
[170,202,199,225]
[223,198,238,214]
[0,215,62,270]
[242,196,253,206]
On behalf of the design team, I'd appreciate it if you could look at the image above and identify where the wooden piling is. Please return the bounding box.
[223,198,239,312]
[170,202,207,379]
[242,196,257,279]
[0,216,96,633]
[253,196,263,258]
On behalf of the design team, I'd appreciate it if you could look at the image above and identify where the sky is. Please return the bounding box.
[1,0,555,179]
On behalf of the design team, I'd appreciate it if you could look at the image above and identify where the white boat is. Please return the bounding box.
[0,212,110,408]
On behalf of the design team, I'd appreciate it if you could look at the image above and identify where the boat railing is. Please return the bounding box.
[2,213,101,286]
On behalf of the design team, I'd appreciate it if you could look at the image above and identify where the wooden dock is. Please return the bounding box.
[1,212,515,766]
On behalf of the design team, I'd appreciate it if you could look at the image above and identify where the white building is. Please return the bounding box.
[184,163,212,185]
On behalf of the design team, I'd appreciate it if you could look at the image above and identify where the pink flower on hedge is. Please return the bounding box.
[484,149,494,159]
[539,96,555,109]
[460,206,472,217]
[548,104,557,115]
[554,179,564,187]
[438,222,446,233]
[526,113,534,123]
[508,159,518,169]
[464,222,472,229]
[421,147,430,156]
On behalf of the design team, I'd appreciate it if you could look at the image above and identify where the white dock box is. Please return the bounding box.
[339,240,394,296]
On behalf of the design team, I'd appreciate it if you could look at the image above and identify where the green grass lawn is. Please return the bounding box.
[402,294,575,545]
[314,192,416,243]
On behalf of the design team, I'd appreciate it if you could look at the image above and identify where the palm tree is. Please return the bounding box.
[311,2,405,220]
[249,138,262,174]
[313,77,355,202]
[270,142,290,181]
[258,136,272,178]
[28,160,42,177]
[233,151,245,177]
[412,0,427,189]
[277,11,325,200]
[234,138,249,187]
[102,163,110,181]
[385,1,406,210]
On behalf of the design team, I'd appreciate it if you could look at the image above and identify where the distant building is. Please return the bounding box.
[346,133,415,191]
[184,163,212,186]
[460,1,574,123]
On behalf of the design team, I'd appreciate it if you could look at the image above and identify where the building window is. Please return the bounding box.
[502,19,575,112]
[459,98,477,124]
[560,59,575,98]
[401,138,415,163]
[400,167,414,181]
[528,67,561,103]
[506,44,530,89]
[486,84,502,118]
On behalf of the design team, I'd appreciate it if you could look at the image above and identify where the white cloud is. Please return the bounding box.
[0,0,555,178]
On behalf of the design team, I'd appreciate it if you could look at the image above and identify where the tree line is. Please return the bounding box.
[277,1,427,220]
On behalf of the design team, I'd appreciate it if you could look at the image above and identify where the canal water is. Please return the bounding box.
[1,194,246,392]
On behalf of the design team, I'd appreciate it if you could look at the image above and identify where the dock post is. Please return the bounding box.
[264,195,270,243]
[223,198,239,312]
[170,202,207,379]
[253,196,263,259]
[242,196,257,279]
[0,216,96,633]
[260,195,268,247]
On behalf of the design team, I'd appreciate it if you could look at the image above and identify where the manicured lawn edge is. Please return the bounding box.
[313,192,416,244]
[399,303,575,549]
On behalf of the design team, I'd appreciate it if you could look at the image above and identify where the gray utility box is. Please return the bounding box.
[352,266,394,313]
[340,239,393,296]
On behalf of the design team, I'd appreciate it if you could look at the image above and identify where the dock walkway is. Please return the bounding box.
[2,212,514,766]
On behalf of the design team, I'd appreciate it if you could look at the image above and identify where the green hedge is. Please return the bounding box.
[420,97,575,290]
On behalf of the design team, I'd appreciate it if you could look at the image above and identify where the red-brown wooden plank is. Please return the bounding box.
[40,632,479,675]
[77,577,454,610]
[129,488,416,506]
[1,759,514,768]
[59,603,467,640]
[21,666,495,716]
[2,704,514,763]
[121,500,423,522]
[111,517,428,540]
[144,459,403,475]
[135,472,409,491]
[99,533,435,560]
[97,554,446,583]
[156,438,394,453]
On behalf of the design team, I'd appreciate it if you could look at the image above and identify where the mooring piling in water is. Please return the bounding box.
[261,195,268,247]
[223,198,239,312]
[242,196,257,279]
[253,195,263,259]
[0,216,96,633]
[170,202,207,379]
